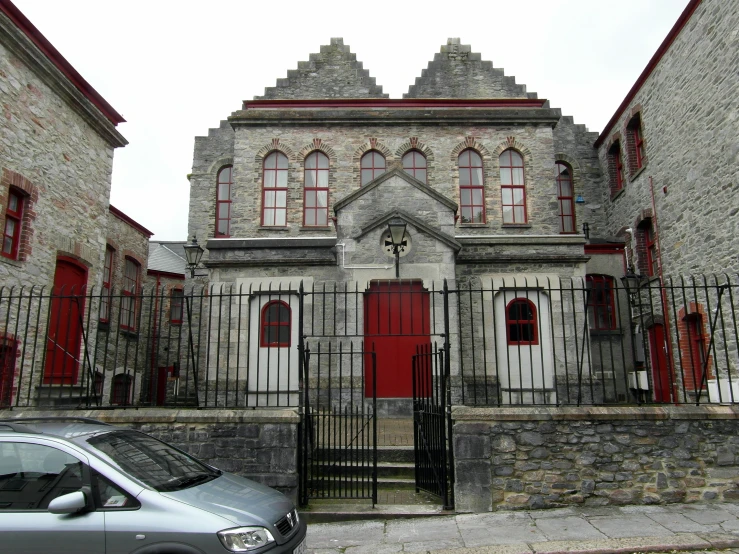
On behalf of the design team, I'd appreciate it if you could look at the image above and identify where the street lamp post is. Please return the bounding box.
[183,235,205,278]
[386,219,407,279]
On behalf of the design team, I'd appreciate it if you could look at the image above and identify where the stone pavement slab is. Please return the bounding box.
[587,514,675,538]
[529,515,607,541]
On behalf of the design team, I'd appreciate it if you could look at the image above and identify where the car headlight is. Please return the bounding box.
[217,527,275,552]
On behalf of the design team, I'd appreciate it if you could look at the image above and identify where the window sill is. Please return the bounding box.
[258,226,289,231]
[629,165,647,182]
[0,255,23,268]
[610,188,625,202]
[97,321,110,332]
[458,222,489,228]
[300,226,333,231]
[502,223,532,229]
[590,328,624,336]
[121,329,139,340]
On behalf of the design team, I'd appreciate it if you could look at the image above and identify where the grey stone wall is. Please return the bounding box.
[453,406,739,512]
[596,0,739,276]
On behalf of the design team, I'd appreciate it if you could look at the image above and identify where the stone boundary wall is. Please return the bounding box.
[453,406,739,512]
[5,409,299,501]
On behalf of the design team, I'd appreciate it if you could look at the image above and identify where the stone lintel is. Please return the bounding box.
[452,405,739,422]
[228,108,561,127]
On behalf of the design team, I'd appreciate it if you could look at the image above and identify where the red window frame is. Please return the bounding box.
[360,151,386,185]
[646,223,658,277]
[500,149,527,224]
[111,373,132,406]
[260,300,291,347]
[555,162,575,234]
[610,143,624,192]
[170,288,184,325]
[303,151,329,226]
[99,245,114,322]
[684,313,708,389]
[262,152,288,226]
[402,150,427,183]
[586,275,617,330]
[216,166,233,237]
[505,298,538,345]
[458,149,485,223]
[0,339,18,408]
[2,189,24,260]
[121,258,140,331]
[632,121,645,170]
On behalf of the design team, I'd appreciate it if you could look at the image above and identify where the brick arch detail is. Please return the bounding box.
[254,139,296,164]
[553,153,582,192]
[450,137,492,161]
[207,156,234,177]
[491,137,532,161]
[395,138,434,161]
[353,139,393,188]
[297,139,337,161]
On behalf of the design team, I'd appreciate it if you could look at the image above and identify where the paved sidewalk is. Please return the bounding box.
[305,503,739,554]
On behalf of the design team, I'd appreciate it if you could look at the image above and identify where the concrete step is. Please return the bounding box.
[300,497,452,523]
[309,461,414,478]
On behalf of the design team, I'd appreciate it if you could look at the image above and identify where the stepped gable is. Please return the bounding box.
[404,38,535,99]
[256,38,388,100]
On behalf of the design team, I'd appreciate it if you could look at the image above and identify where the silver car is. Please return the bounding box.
[0,418,307,554]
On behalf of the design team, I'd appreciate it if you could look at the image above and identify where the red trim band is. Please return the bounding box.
[243,98,547,110]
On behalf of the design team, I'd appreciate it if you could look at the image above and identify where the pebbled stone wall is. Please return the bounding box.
[453,406,739,512]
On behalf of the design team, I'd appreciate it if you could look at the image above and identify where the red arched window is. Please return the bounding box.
[261,301,291,347]
[111,373,132,406]
[121,257,140,331]
[262,152,288,226]
[555,162,575,234]
[586,275,616,330]
[304,151,329,226]
[360,151,386,185]
[216,166,232,236]
[506,298,538,345]
[402,150,427,183]
[500,149,526,224]
[2,188,24,260]
[458,149,484,223]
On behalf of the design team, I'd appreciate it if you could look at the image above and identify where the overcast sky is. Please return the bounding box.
[13,0,690,241]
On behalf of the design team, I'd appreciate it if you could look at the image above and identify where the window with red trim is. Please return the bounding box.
[262,152,288,226]
[304,151,329,226]
[586,275,617,330]
[2,189,24,260]
[170,289,184,325]
[629,115,645,171]
[360,151,385,185]
[121,258,140,331]
[500,149,527,224]
[645,222,658,277]
[682,313,709,390]
[458,149,485,223]
[402,150,427,183]
[99,245,114,322]
[555,162,575,233]
[216,166,232,237]
[0,339,18,408]
[111,373,132,406]
[608,141,624,193]
[260,300,291,347]
[506,298,538,345]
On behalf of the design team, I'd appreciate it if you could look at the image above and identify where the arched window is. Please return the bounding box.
[458,149,484,223]
[360,151,386,185]
[261,301,291,347]
[170,288,184,324]
[500,149,526,224]
[402,150,427,183]
[304,151,329,226]
[555,162,575,233]
[262,152,288,226]
[2,188,24,260]
[608,141,624,194]
[506,298,538,345]
[215,166,232,236]
[111,373,132,406]
[586,275,616,330]
[121,257,140,331]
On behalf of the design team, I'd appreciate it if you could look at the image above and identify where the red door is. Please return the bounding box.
[364,281,430,398]
[648,323,672,403]
[0,340,17,407]
[45,258,88,384]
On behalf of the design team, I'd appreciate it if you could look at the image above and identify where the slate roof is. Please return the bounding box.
[148,241,186,276]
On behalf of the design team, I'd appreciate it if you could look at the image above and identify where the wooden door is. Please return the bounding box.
[364,281,429,398]
[44,258,87,384]
[648,323,672,402]
[0,341,16,407]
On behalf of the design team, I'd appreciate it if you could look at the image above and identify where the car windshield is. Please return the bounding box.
[85,430,220,492]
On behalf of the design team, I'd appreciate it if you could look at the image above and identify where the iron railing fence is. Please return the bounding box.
[0,275,737,410]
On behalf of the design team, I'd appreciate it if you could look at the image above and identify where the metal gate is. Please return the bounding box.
[412,343,454,509]
[299,341,377,506]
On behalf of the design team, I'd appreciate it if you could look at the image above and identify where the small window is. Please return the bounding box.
[121,258,140,331]
[262,152,288,226]
[555,162,575,234]
[608,141,624,194]
[216,166,233,237]
[638,220,659,277]
[628,114,645,172]
[260,301,291,347]
[458,149,485,223]
[304,151,329,226]
[2,189,24,260]
[170,289,184,324]
[360,151,386,185]
[111,373,132,406]
[500,149,527,224]
[100,246,114,322]
[586,275,617,330]
[506,298,538,345]
[682,313,710,391]
[402,151,427,183]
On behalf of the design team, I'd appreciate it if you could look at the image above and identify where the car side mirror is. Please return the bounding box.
[48,487,91,514]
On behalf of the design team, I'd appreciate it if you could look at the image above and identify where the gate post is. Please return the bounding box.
[443,279,455,510]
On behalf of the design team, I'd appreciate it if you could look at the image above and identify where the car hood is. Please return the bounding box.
[162,472,294,528]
